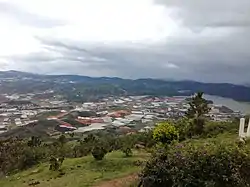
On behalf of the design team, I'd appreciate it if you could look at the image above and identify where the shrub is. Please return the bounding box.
[0,139,26,174]
[92,146,107,160]
[153,122,179,145]
[49,156,64,171]
[174,118,194,141]
[18,147,45,170]
[140,140,250,187]
[203,121,238,137]
[0,138,47,174]
[122,147,133,157]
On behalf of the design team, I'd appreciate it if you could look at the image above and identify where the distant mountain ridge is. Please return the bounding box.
[0,70,250,102]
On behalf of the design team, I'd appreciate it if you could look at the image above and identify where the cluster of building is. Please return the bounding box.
[0,92,242,135]
[49,95,241,135]
[0,91,72,134]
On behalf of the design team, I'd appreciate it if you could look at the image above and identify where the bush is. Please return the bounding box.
[92,146,107,160]
[140,140,250,187]
[174,118,194,141]
[203,121,238,137]
[153,122,179,145]
[174,119,239,140]
[0,139,47,174]
[18,147,45,170]
[49,156,64,171]
[122,147,133,157]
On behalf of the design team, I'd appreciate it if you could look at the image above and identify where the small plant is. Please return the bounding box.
[122,147,133,157]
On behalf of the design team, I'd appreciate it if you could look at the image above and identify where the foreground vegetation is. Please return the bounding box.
[0,151,148,187]
[138,92,247,187]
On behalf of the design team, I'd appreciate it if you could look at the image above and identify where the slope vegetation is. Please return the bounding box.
[0,151,148,187]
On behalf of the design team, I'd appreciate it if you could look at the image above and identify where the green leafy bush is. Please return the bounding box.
[153,122,179,145]
[174,118,194,141]
[92,146,107,160]
[0,139,46,174]
[203,121,238,137]
[140,140,250,187]
[122,147,133,157]
[18,147,45,170]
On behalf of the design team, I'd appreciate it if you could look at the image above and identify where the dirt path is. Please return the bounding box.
[95,174,138,187]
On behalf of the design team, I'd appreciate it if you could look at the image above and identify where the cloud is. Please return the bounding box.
[0,1,65,28]
[0,0,250,84]
[155,0,250,28]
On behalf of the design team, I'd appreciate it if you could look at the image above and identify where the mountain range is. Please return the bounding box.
[0,70,250,102]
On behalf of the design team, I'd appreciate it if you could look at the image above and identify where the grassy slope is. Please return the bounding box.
[0,150,149,187]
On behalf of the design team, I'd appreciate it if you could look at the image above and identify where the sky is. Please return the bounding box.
[0,0,249,83]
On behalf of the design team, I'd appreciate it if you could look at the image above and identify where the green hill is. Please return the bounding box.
[1,70,250,102]
[0,151,148,187]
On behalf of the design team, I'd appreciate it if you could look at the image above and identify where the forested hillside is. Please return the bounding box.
[0,71,250,102]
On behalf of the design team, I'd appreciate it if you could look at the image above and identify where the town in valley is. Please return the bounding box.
[0,89,242,138]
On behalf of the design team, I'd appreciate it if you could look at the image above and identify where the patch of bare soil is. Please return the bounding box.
[95,174,138,187]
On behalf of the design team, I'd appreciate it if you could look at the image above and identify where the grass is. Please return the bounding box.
[0,150,149,187]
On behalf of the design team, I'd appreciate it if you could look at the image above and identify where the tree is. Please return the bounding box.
[186,92,211,135]
[186,92,210,118]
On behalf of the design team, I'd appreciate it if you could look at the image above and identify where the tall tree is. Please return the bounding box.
[186,92,211,134]
[186,92,210,118]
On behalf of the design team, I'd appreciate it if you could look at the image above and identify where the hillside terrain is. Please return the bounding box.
[0,71,250,102]
[0,151,147,187]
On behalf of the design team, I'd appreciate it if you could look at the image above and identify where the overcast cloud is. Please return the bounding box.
[0,0,249,83]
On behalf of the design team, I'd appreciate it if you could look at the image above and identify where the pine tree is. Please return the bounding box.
[186,92,211,134]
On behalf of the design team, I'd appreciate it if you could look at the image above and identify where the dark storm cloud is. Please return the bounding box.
[0,1,65,28]
[5,38,116,76]
[151,0,250,83]
[24,26,250,83]
[30,39,184,79]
